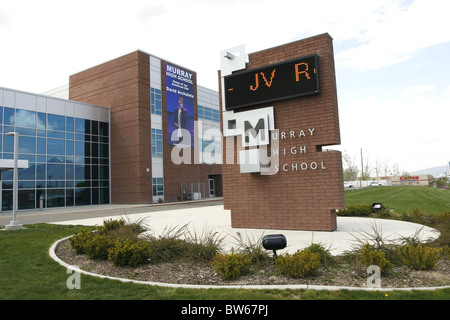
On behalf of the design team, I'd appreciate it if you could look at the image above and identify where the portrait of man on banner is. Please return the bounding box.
[166,63,195,147]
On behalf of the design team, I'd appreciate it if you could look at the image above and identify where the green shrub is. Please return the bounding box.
[398,244,442,270]
[69,229,96,254]
[211,252,251,280]
[84,234,114,260]
[108,238,152,267]
[274,249,321,278]
[337,205,373,217]
[147,236,188,262]
[305,243,335,266]
[102,218,126,232]
[360,243,392,274]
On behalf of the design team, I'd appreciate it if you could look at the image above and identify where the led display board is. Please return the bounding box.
[224,54,319,110]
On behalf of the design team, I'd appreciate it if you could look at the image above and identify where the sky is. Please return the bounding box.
[0,0,449,174]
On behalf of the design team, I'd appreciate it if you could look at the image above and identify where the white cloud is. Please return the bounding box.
[402,85,435,96]
[336,0,450,70]
[444,86,450,96]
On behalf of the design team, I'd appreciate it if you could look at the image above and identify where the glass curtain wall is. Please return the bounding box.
[0,106,110,210]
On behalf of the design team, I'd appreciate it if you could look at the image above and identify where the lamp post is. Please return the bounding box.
[5,132,23,230]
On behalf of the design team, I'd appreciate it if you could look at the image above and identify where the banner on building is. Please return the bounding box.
[166,63,195,147]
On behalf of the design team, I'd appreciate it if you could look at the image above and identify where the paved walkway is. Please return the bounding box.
[50,203,440,256]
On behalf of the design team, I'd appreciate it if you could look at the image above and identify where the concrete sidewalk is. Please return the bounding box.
[51,204,440,256]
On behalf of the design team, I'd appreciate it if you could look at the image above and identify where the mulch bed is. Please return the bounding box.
[55,239,450,288]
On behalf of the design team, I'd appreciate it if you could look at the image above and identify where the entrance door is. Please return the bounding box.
[209,178,215,197]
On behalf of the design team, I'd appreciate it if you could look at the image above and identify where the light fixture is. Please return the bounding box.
[5,132,23,230]
[262,234,287,259]
[372,203,383,210]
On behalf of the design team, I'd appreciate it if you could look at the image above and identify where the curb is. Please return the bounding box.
[49,236,450,292]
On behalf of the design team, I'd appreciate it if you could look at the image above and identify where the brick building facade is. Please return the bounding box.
[70,51,222,204]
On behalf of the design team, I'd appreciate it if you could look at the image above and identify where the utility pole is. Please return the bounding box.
[360,148,364,188]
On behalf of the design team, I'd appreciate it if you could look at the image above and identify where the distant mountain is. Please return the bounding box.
[410,166,447,177]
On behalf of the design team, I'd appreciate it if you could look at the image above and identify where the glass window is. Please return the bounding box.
[18,154,35,162]
[91,165,98,180]
[100,188,109,204]
[47,163,65,180]
[75,118,85,133]
[66,189,74,206]
[99,122,108,136]
[18,164,35,180]
[47,189,65,207]
[18,181,35,189]
[75,188,90,206]
[66,117,74,132]
[151,88,162,115]
[100,165,109,180]
[2,190,13,211]
[92,121,98,135]
[15,127,36,136]
[36,164,46,180]
[3,134,13,153]
[4,107,14,125]
[152,177,164,196]
[15,110,36,128]
[47,180,65,188]
[66,140,74,156]
[75,141,86,157]
[18,190,36,210]
[47,139,65,155]
[0,107,110,209]
[66,132,74,140]
[99,143,108,158]
[75,164,86,180]
[66,164,74,180]
[198,105,220,122]
[92,188,99,205]
[37,113,46,129]
[18,136,36,154]
[151,128,163,158]
[37,138,46,155]
[47,131,65,139]
[47,114,65,131]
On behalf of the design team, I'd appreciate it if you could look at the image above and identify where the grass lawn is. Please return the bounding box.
[345,186,450,215]
[0,186,449,302]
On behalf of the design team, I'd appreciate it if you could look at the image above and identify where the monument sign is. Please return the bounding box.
[220,33,344,231]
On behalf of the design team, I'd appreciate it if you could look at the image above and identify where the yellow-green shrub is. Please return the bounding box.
[85,234,114,260]
[360,243,392,274]
[274,249,321,278]
[69,229,95,254]
[211,252,251,280]
[398,244,442,270]
[108,238,152,267]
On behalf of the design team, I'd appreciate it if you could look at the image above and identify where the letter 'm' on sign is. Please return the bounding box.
[223,107,274,148]
[223,107,275,174]
[244,118,265,144]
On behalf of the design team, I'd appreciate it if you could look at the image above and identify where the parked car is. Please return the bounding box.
[369,182,382,187]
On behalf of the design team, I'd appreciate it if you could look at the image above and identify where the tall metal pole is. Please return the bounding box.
[5,132,23,230]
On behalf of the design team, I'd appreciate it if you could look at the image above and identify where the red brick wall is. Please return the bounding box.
[220,33,345,231]
[70,51,152,204]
